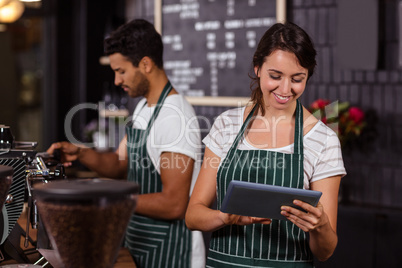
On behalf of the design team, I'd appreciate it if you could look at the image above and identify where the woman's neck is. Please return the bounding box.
[260,102,297,125]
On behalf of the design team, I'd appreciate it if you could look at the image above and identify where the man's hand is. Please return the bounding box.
[46,142,83,167]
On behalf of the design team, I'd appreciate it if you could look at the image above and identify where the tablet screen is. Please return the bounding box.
[220,180,322,220]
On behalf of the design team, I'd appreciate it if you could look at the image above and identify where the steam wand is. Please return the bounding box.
[24,156,66,248]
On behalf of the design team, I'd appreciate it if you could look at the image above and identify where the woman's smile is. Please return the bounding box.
[273,92,291,103]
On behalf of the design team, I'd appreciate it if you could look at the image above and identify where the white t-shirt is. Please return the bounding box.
[203,106,347,190]
[132,94,203,191]
[131,94,205,268]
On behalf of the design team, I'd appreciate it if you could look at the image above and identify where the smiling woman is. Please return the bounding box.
[185,21,346,267]
[257,50,308,108]
[249,22,317,117]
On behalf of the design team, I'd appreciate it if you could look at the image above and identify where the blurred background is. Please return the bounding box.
[0,0,401,267]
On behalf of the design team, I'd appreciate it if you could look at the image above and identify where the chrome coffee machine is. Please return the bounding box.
[0,125,140,268]
[0,125,65,264]
[0,165,13,214]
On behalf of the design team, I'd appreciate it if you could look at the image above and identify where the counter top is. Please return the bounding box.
[114,248,136,268]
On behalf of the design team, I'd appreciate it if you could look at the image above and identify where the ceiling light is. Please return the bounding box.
[0,0,24,23]
[0,0,11,8]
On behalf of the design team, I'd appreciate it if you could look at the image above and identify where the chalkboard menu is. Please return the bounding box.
[161,0,277,97]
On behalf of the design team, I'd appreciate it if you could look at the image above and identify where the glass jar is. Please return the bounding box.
[33,178,139,268]
[0,125,14,150]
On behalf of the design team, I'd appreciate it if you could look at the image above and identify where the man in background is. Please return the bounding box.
[48,19,205,268]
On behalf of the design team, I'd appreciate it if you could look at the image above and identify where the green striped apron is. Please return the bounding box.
[207,100,313,268]
[125,81,192,268]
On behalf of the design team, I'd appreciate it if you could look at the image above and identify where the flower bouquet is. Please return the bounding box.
[308,99,377,151]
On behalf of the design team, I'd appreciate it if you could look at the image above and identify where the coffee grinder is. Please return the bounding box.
[33,178,139,268]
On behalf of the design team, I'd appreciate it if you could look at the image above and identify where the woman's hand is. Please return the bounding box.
[219,211,272,226]
[280,200,329,233]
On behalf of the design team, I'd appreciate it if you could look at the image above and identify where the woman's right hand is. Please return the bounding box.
[219,211,272,226]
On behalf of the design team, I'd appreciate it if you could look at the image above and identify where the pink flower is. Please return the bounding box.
[348,107,365,124]
[310,99,330,110]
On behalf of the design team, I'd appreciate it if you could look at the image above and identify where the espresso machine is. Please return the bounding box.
[0,165,13,221]
[0,125,65,265]
[0,125,139,268]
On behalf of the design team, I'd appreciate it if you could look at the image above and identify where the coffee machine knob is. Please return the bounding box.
[5,194,13,204]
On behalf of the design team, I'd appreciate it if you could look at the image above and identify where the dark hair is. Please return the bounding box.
[250,21,317,115]
[104,19,164,69]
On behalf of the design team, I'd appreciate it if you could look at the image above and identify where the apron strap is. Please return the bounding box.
[294,99,303,155]
[145,81,173,133]
[229,105,257,151]
[228,99,304,155]
[127,101,147,128]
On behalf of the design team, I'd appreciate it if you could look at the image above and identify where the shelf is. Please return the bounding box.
[185,96,251,107]
[99,56,110,66]
[100,109,129,118]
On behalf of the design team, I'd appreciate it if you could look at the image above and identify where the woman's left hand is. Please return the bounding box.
[280,200,329,233]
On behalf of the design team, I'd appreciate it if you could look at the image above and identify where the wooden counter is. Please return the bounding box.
[114,248,136,268]
[36,247,136,268]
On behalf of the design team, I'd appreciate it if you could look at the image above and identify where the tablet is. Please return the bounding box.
[220,180,322,221]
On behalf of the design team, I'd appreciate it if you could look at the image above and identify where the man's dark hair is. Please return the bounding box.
[104,19,164,68]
